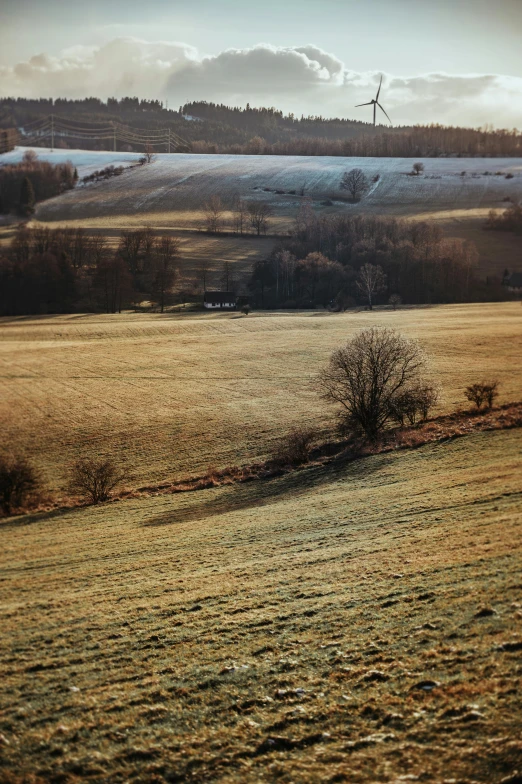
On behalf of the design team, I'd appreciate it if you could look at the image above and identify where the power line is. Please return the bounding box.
[17,115,188,152]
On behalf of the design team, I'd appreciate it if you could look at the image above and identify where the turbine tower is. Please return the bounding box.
[355,75,392,126]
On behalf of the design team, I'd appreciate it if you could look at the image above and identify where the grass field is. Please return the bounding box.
[1,303,521,493]
[1,426,521,782]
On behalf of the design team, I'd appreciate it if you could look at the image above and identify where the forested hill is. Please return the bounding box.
[1,97,521,157]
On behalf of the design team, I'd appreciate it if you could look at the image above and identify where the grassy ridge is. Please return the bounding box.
[1,428,521,781]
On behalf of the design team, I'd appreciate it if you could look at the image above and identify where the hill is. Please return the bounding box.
[1,425,521,782]
[1,303,521,493]
[3,148,519,279]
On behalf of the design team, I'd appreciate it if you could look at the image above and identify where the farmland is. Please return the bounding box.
[1,180,522,781]
[2,147,522,278]
[1,303,521,492]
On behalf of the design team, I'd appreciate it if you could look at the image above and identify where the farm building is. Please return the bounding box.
[203,291,237,309]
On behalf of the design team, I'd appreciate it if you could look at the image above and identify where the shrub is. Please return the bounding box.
[272,427,316,467]
[390,383,439,426]
[505,173,514,179]
[69,457,127,504]
[412,162,425,176]
[388,294,402,310]
[464,381,499,410]
[241,305,250,315]
[0,455,40,515]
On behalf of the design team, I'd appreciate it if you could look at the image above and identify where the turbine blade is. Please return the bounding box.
[376,74,383,101]
[377,102,392,124]
[355,102,373,107]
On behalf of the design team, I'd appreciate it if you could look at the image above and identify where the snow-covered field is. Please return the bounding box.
[2,147,521,278]
[10,148,518,226]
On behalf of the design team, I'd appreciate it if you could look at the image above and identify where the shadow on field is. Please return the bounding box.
[142,451,388,527]
[0,504,86,530]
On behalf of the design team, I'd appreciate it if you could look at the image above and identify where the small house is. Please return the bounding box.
[203,291,237,309]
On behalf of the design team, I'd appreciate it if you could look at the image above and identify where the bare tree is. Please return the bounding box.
[231,194,248,235]
[247,201,272,236]
[220,261,236,292]
[196,262,211,293]
[144,143,156,164]
[356,263,387,309]
[340,168,369,202]
[389,293,402,310]
[204,195,225,234]
[152,235,180,312]
[95,256,132,313]
[318,326,431,440]
[412,162,425,176]
[69,457,127,504]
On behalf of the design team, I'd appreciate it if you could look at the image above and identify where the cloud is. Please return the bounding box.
[1,38,520,128]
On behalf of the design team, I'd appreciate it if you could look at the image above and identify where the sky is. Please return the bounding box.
[1,0,521,127]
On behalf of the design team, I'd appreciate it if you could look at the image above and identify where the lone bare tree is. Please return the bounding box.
[356,263,387,309]
[144,143,156,164]
[319,326,435,440]
[204,195,225,234]
[247,201,272,236]
[340,168,369,202]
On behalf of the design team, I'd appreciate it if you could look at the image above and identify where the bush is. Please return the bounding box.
[390,383,439,426]
[272,427,316,467]
[389,294,402,310]
[0,455,40,515]
[241,305,250,315]
[69,457,127,504]
[464,381,499,410]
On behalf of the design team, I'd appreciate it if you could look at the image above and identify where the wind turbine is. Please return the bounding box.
[355,75,392,126]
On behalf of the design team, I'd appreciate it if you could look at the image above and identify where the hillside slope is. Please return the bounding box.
[2,304,521,493]
[1,427,521,782]
[28,151,522,228]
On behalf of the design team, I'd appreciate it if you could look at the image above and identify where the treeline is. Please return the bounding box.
[0,226,180,316]
[2,97,522,157]
[0,151,77,214]
[249,208,507,308]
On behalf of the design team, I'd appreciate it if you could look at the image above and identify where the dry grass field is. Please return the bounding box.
[1,426,521,782]
[1,303,522,782]
[1,303,521,493]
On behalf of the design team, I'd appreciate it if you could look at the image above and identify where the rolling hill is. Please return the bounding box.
[3,147,520,278]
